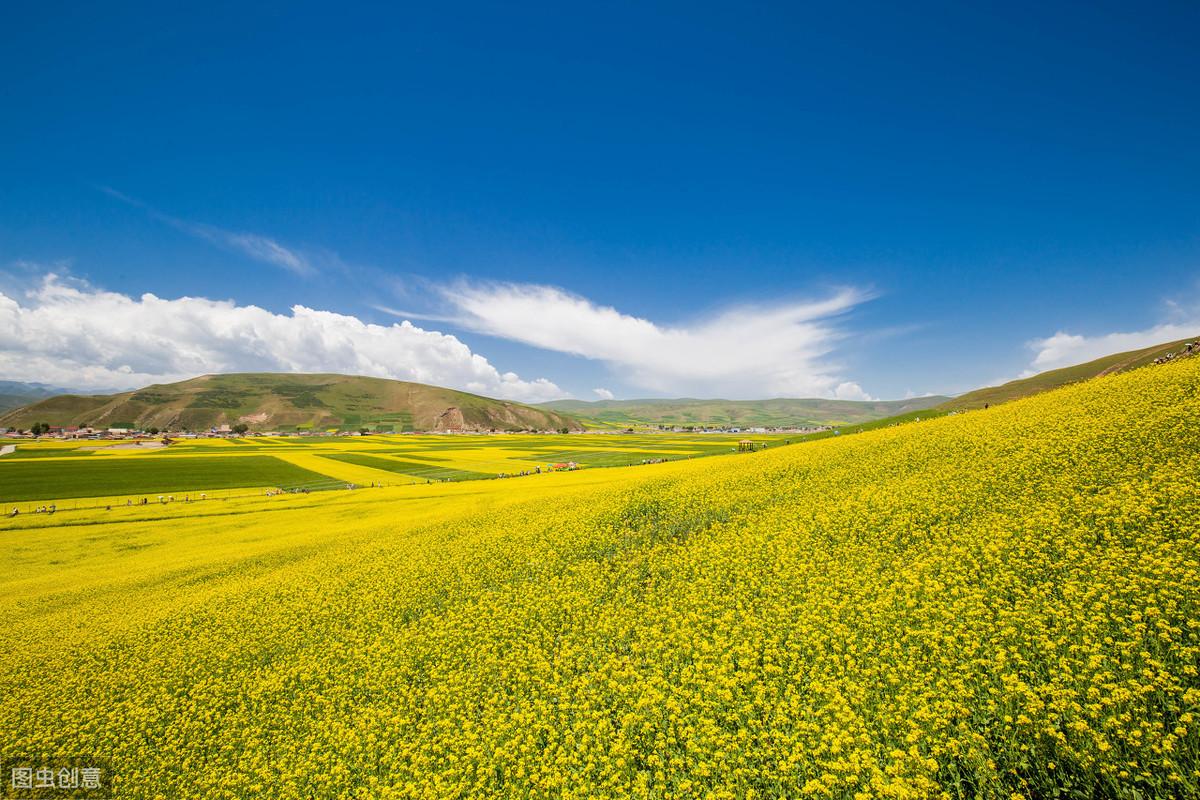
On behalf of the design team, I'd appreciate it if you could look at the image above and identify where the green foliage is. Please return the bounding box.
[189,389,253,409]
[131,391,170,404]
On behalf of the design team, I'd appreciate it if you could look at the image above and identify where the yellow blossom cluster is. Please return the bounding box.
[1,359,1197,798]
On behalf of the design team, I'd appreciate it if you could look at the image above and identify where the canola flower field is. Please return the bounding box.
[0,359,1198,798]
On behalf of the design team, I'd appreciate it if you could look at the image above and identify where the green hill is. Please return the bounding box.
[537,395,949,429]
[940,335,1199,411]
[0,381,76,413]
[0,373,583,433]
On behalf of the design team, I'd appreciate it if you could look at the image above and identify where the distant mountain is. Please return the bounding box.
[537,396,950,428]
[0,380,78,413]
[0,373,583,433]
[940,335,1200,411]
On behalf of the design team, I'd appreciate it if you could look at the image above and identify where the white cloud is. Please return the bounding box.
[99,187,315,276]
[432,281,874,399]
[206,229,311,276]
[834,381,874,401]
[1025,321,1200,375]
[0,275,566,402]
[592,387,615,400]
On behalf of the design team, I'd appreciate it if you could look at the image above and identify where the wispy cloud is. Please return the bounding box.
[98,186,315,277]
[386,280,877,400]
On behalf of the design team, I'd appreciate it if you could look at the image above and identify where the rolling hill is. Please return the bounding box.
[538,395,949,428]
[0,373,583,433]
[940,335,1199,411]
[0,380,77,413]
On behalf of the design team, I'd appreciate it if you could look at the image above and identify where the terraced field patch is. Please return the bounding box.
[0,433,797,506]
[319,452,495,481]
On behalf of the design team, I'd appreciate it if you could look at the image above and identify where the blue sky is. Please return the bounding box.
[1,2,1197,401]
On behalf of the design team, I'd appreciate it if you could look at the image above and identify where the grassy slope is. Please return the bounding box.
[539,395,949,428]
[0,359,1195,797]
[0,381,74,413]
[0,373,582,433]
[0,394,35,413]
[940,335,1198,410]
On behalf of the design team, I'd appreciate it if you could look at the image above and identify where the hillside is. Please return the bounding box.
[2,355,1196,798]
[940,335,1199,410]
[0,380,76,413]
[0,373,582,433]
[537,395,949,428]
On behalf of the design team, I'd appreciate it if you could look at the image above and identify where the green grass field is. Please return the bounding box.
[0,455,329,503]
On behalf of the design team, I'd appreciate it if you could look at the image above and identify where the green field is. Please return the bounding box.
[0,432,802,506]
[0,455,329,503]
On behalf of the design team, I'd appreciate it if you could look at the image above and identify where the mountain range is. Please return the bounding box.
[537,396,949,428]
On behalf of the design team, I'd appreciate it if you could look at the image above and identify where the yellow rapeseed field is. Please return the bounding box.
[1,359,1197,798]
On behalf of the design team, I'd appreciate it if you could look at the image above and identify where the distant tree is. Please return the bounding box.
[148,427,159,435]
[31,422,50,436]
[231,423,249,435]
[558,427,569,434]
[359,428,370,435]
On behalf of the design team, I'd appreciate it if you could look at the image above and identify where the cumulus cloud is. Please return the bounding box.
[834,381,874,401]
[429,281,874,399]
[1026,321,1200,375]
[0,275,565,402]
[592,387,615,400]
